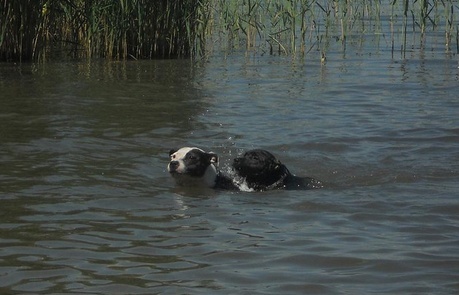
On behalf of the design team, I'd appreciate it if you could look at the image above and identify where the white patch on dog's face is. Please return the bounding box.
[168,147,199,174]
[168,147,219,188]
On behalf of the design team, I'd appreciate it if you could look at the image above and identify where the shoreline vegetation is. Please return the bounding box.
[0,0,210,61]
[1,0,457,62]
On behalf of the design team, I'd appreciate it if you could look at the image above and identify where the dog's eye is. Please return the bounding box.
[188,155,197,160]
[171,154,176,160]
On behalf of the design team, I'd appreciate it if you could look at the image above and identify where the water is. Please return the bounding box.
[1,36,459,294]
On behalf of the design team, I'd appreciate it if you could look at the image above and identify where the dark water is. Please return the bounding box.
[1,36,459,294]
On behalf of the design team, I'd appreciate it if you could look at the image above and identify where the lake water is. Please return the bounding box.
[1,30,459,294]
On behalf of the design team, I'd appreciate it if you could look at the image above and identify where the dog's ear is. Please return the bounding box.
[208,152,219,166]
[169,149,178,156]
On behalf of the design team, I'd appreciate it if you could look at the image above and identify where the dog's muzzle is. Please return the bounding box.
[168,161,179,173]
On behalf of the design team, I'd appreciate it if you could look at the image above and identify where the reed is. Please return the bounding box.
[0,0,209,61]
[212,0,458,57]
[1,0,457,61]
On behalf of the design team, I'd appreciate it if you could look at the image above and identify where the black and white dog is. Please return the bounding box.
[168,147,237,189]
[232,149,323,191]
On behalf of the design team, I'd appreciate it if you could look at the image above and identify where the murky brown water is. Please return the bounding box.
[1,27,459,294]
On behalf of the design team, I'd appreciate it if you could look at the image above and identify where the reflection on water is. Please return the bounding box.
[1,32,459,293]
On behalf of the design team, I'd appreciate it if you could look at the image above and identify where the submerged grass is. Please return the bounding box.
[0,0,457,61]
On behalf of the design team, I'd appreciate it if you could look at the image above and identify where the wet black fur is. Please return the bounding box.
[232,149,323,191]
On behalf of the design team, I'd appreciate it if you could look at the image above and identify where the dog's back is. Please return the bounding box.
[233,149,323,191]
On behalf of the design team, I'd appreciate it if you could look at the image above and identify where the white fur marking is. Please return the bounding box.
[168,147,204,174]
[203,163,218,187]
[168,147,218,188]
[170,147,204,160]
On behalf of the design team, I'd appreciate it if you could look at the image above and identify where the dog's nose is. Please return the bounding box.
[169,161,179,172]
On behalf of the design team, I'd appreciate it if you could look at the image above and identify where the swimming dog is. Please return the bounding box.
[232,149,323,191]
[168,147,236,189]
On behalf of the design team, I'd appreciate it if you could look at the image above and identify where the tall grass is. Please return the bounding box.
[0,0,210,61]
[1,0,457,61]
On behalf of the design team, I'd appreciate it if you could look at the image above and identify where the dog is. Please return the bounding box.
[168,147,237,189]
[232,149,323,191]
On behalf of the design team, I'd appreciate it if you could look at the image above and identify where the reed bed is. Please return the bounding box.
[1,0,457,61]
[0,0,210,61]
[210,0,458,57]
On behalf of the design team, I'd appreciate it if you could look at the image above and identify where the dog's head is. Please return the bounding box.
[232,149,290,190]
[168,147,219,187]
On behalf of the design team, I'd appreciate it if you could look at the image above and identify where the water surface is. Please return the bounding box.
[1,35,458,294]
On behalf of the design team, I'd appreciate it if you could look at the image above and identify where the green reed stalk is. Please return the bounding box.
[444,0,454,51]
[420,0,429,34]
[299,0,312,55]
[402,0,409,57]
[286,0,296,54]
[390,1,395,58]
